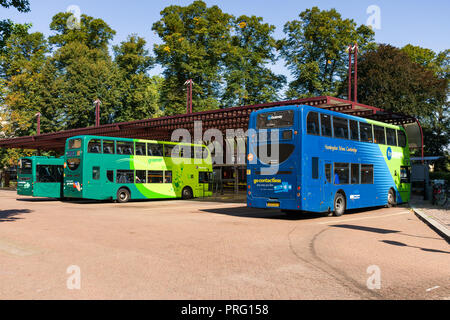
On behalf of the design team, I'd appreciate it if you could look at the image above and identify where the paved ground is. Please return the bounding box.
[410,195,450,229]
[0,190,449,300]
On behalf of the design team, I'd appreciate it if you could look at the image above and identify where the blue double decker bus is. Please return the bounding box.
[247,105,411,216]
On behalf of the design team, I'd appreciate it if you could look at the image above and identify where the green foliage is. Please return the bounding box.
[355,44,449,159]
[0,0,31,54]
[0,0,30,12]
[49,12,116,51]
[279,6,375,98]
[152,0,285,115]
[113,35,161,122]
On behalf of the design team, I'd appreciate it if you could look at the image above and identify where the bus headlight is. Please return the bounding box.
[247,153,254,162]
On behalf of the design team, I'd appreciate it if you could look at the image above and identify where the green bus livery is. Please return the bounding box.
[17,156,64,198]
[63,135,213,203]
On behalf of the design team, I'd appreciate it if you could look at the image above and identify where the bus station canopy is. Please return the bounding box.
[0,96,421,152]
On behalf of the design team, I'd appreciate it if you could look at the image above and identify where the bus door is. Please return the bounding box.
[322,161,334,211]
[197,171,212,197]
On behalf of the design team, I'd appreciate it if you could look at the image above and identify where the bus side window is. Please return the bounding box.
[325,164,332,183]
[320,114,332,137]
[350,120,359,141]
[374,126,386,145]
[361,165,374,184]
[135,170,146,183]
[360,123,373,143]
[333,117,349,139]
[92,167,100,180]
[117,141,134,155]
[88,139,101,154]
[312,157,319,179]
[397,130,407,148]
[307,112,319,135]
[135,143,146,156]
[148,143,163,157]
[117,170,134,184]
[351,164,360,184]
[107,170,114,183]
[386,128,397,146]
[148,171,163,183]
[103,140,115,154]
[334,163,349,185]
[165,171,173,183]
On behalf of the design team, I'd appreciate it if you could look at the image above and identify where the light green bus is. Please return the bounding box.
[63,135,213,203]
[17,156,64,198]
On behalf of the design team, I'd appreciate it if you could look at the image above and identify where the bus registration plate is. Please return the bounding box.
[267,202,280,208]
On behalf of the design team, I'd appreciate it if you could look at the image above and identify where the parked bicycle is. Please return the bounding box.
[432,180,448,206]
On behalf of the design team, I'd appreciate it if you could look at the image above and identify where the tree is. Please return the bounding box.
[0,28,50,137]
[279,6,375,98]
[0,0,30,54]
[113,35,161,122]
[221,15,286,106]
[152,0,286,115]
[49,12,116,52]
[355,44,449,162]
[152,0,232,115]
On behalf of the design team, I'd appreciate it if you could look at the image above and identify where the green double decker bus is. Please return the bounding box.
[63,135,213,203]
[17,156,64,198]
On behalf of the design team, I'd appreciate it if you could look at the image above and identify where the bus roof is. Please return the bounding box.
[253,105,405,131]
[66,135,208,148]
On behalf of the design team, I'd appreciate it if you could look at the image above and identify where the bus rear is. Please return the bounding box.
[247,107,301,210]
[17,158,33,196]
[17,156,64,198]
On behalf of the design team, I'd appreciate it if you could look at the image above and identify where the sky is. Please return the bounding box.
[1,0,449,80]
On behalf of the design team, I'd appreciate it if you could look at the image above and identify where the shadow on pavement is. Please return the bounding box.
[200,206,325,221]
[0,209,32,222]
[331,224,400,234]
[381,240,450,254]
[17,198,60,202]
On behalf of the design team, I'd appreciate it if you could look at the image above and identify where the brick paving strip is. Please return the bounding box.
[410,195,450,243]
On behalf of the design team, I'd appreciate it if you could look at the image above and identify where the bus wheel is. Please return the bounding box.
[333,193,346,217]
[117,188,130,203]
[182,187,193,200]
[388,189,396,207]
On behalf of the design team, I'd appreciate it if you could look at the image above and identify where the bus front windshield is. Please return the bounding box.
[257,110,294,129]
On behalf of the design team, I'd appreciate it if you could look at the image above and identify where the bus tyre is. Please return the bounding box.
[117,188,130,203]
[333,193,346,217]
[388,189,396,207]
[182,187,193,200]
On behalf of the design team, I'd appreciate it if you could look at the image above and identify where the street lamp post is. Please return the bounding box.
[184,79,193,114]
[94,99,101,127]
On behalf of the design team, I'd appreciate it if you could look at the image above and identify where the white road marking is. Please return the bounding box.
[318,211,410,225]
[426,286,440,292]
[0,240,37,257]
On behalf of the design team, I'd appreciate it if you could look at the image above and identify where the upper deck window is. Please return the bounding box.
[350,120,359,141]
[103,140,115,154]
[68,139,82,150]
[397,130,407,148]
[257,110,294,129]
[307,112,320,135]
[116,141,134,155]
[360,123,373,143]
[333,117,349,139]
[374,126,386,145]
[386,128,397,146]
[135,142,146,156]
[320,114,332,137]
[88,139,101,153]
[148,143,164,157]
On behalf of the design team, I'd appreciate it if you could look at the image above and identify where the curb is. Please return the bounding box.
[410,205,450,244]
